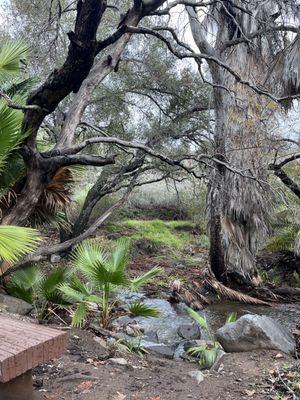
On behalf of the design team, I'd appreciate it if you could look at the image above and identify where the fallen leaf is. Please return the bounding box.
[112,391,126,400]
[245,389,255,396]
[76,380,93,390]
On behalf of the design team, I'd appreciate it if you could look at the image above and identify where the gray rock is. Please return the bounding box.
[0,294,32,315]
[134,238,158,255]
[109,358,128,366]
[144,330,159,343]
[113,315,135,326]
[125,324,144,336]
[215,314,296,355]
[178,323,201,340]
[188,370,204,384]
[141,342,174,359]
[50,254,61,263]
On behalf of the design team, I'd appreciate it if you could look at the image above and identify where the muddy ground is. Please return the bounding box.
[33,328,299,400]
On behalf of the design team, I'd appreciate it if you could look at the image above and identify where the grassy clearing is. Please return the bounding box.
[106,219,198,249]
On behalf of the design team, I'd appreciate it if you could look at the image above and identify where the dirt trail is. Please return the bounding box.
[33,329,297,400]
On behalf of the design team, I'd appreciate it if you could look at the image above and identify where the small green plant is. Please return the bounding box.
[225,312,237,324]
[187,309,237,368]
[186,307,221,368]
[127,301,160,318]
[58,239,162,328]
[8,264,70,318]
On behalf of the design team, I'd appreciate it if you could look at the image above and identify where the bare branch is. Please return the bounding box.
[42,153,116,167]
[126,25,300,104]
[0,91,43,111]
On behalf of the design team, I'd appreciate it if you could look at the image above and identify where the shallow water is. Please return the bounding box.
[117,290,300,346]
[204,302,300,331]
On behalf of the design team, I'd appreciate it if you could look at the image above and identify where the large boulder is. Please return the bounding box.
[215,314,296,355]
[0,294,33,315]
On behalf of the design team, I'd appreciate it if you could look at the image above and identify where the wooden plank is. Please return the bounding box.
[0,315,67,382]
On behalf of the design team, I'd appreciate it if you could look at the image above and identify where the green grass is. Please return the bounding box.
[106,219,196,249]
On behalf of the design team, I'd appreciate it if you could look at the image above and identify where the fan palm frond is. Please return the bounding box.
[71,302,88,328]
[130,266,163,291]
[0,225,41,263]
[8,264,42,304]
[38,267,70,305]
[127,301,160,318]
[0,40,28,83]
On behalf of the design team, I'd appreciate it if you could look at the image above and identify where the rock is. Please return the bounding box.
[93,336,107,348]
[125,324,144,336]
[113,315,135,326]
[0,294,33,315]
[109,358,128,366]
[144,330,159,343]
[134,238,158,255]
[178,323,201,340]
[50,254,61,263]
[210,349,226,372]
[188,370,204,384]
[141,342,174,359]
[215,314,296,355]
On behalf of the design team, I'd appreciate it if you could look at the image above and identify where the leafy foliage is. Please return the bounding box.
[59,239,163,327]
[8,265,70,317]
[187,307,220,368]
[0,226,41,263]
[127,301,160,318]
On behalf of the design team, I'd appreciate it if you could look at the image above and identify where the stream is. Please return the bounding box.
[115,291,300,359]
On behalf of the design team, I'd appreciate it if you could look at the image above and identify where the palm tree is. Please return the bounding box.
[0,40,40,272]
[59,239,162,327]
[187,2,300,284]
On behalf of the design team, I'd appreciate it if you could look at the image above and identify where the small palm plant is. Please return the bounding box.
[8,265,70,318]
[187,308,237,368]
[59,239,162,328]
[0,40,41,274]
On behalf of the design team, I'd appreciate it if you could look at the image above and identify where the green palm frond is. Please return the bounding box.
[225,312,237,324]
[127,301,160,318]
[7,264,42,304]
[9,264,42,289]
[71,302,88,328]
[71,240,109,273]
[0,226,41,262]
[187,307,208,330]
[58,283,87,303]
[71,240,129,286]
[38,267,70,304]
[108,238,130,272]
[0,40,28,83]
[130,266,163,291]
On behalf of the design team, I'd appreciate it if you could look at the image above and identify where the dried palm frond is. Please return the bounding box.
[42,167,73,214]
[205,274,272,306]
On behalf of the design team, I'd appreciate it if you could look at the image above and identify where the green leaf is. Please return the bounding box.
[71,302,88,328]
[0,226,41,263]
[226,312,237,324]
[130,266,163,291]
[187,307,208,330]
[202,348,218,367]
[127,301,160,318]
[58,283,86,304]
[0,40,28,83]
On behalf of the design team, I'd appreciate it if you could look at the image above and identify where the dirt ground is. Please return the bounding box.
[33,328,299,400]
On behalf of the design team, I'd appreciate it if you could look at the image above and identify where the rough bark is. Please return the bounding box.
[187,3,276,282]
[1,0,167,227]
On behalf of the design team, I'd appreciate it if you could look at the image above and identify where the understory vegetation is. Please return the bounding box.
[0,1,299,399]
